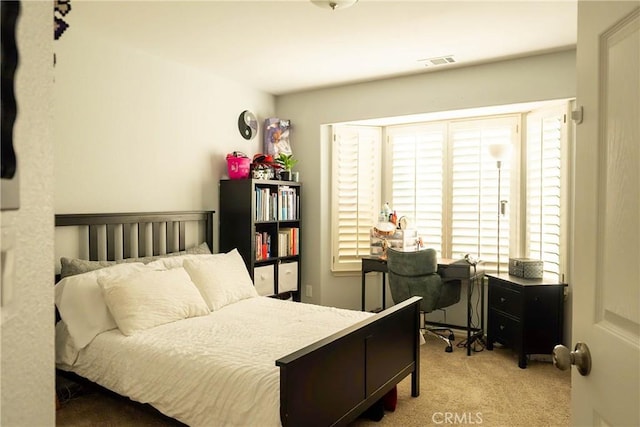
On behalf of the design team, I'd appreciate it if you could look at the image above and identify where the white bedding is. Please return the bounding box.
[57,296,373,427]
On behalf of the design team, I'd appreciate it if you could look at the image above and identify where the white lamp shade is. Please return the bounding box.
[311,0,358,10]
[488,143,512,161]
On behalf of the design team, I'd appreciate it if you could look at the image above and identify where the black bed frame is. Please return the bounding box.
[55,210,421,427]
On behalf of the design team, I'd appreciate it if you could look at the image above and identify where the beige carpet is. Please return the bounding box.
[56,333,570,427]
[352,334,570,427]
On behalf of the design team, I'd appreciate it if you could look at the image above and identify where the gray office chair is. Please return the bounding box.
[386,247,462,352]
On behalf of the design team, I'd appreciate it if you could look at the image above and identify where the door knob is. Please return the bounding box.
[553,342,591,376]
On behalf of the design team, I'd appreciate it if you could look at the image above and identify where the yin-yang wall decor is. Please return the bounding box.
[238,110,258,140]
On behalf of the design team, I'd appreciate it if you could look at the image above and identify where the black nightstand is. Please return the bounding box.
[486,273,567,368]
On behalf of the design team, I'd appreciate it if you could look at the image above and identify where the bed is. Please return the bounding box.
[54,210,422,426]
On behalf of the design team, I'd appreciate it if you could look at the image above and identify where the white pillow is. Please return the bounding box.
[54,262,152,349]
[146,252,225,270]
[98,267,210,336]
[183,248,258,311]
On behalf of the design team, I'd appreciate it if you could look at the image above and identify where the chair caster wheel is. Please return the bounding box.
[445,346,453,353]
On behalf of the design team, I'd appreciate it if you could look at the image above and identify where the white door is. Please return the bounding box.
[571,2,639,425]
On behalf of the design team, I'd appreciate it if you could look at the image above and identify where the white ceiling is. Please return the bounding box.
[83,0,578,95]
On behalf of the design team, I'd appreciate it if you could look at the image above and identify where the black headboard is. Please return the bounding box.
[55,210,214,261]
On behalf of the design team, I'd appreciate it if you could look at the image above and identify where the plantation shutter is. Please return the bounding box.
[331,125,381,272]
[387,124,445,256]
[526,108,565,280]
[449,117,517,271]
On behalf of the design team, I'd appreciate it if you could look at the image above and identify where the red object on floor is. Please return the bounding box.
[383,386,398,412]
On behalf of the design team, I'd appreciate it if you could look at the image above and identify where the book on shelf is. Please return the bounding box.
[254,187,277,221]
[255,231,271,260]
[278,227,299,257]
[278,186,299,221]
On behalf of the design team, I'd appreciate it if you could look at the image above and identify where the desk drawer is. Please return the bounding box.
[362,257,388,273]
[438,263,471,280]
[488,310,520,347]
[488,283,522,319]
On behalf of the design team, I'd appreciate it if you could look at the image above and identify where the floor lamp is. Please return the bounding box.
[488,143,511,274]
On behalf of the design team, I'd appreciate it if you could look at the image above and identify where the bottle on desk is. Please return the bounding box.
[382,202,391,220]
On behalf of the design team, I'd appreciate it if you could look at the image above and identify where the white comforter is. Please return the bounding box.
[58,297,373,426]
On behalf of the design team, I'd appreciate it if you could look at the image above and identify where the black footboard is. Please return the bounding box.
[276,296,422,427]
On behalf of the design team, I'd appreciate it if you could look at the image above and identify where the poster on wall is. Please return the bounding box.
[264,118,292,157]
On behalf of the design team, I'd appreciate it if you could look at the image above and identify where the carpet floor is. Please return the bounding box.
[56,333,570,427]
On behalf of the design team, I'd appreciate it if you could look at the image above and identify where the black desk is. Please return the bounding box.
[361,256,484,356]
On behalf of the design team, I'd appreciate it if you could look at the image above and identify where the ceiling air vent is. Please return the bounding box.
[418,55,457,67]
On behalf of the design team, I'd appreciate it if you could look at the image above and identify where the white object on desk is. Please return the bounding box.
[370,228,418,256]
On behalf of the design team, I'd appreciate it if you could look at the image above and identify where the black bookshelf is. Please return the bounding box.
[219,179,301,300]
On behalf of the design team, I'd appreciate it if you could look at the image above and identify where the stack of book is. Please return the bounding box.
[255,188,277,221]
[278,186,299,220]
[255,232,271,260]
[278,227,299,257]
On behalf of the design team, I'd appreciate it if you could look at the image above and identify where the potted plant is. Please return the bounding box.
[275,153,298,181]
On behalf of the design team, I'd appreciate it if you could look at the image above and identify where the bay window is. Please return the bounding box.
[331,103,570,281]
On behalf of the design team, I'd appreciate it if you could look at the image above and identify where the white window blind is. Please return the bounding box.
[386,117,517,270]
[449,117,516,272]
[330,103,569,274]
[387,124,445,256]
[526,107,565,280]
[331,125,381,272]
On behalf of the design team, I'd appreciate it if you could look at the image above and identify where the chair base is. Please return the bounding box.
[420,311,456,352]
[423,327,455,353]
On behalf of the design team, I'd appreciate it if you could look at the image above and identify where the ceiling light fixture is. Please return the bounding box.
[311,0,358,11]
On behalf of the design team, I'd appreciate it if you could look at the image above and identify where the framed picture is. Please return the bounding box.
[264,118,292,157]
